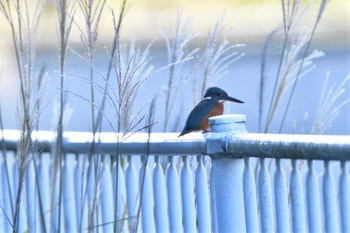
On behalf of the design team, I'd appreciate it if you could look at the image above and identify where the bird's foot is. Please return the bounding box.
[202,129,210,134]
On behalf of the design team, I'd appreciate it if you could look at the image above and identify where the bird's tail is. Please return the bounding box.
[178,130,188,137]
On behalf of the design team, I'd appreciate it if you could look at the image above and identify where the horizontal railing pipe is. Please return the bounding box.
[223,133,350,160]
[2,126,350,160]
[2,121,350,161]
[0,130,206,155]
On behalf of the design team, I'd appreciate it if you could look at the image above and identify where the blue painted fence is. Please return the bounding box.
[0,114,349,232]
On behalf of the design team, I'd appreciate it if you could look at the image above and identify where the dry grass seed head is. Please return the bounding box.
[269,31,324,124]
[162,10,198,131]
[312,73,350,134]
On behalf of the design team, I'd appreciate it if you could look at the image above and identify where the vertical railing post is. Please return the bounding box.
[207,114,247,233]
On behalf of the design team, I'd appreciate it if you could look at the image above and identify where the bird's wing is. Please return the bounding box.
[184,99,218,130]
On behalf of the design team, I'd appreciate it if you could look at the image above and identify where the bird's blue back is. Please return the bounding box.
[182,99,218,132]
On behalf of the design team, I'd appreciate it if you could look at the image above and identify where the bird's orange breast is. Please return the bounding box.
[199,102,224,130]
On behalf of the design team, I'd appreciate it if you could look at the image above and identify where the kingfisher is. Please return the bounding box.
[178,87,244,137]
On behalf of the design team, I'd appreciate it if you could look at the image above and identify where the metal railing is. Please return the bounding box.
[0,114,349,232]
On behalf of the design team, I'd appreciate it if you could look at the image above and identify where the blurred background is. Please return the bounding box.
[0,0,349,134]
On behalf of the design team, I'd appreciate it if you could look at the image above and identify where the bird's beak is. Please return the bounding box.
[226,96,244,103]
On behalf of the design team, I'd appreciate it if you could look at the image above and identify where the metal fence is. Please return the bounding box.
[0,114,349,232]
